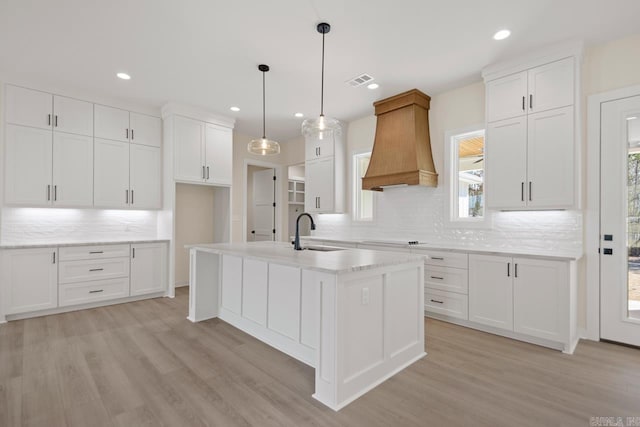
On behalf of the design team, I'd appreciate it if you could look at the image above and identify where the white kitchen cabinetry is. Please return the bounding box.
[512,257,568,342]
[130,243,167,296]
[4,124,53,205]
[5,85,53,130]
[204,124,232,185]
[94,139,130,208]
[95,105,161,147]
[304,129,345,214]
[483,52,579,210]
[172,116,232,185]
[1,247,58,315]
[468,254,513,330]
[305,158,335,213]
[52,132,93,206]
[94,139,161,209]
[52,95,93,136]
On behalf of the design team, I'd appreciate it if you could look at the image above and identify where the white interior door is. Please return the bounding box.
[600,94,640,347]
[251,168,275,241]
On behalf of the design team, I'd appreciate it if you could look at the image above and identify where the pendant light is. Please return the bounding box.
[302,22,341,140]
[248,64,280,155]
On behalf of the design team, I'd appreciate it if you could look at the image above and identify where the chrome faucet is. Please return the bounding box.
[293,213,316,250]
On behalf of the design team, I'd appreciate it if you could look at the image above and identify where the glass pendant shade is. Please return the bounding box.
[247,137,280,155]
[303,22,340,140]
[248,64,280,156]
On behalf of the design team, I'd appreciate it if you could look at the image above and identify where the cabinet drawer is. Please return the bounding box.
[59,257,129,284]
[59,244,130,261]
[425,266,468,294]
[413,249,468,269]
[424,289,468,320]
[59,277,129,307]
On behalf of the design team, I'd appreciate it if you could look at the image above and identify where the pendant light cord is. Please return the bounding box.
[262,70,266,139]
[320,31,325,117]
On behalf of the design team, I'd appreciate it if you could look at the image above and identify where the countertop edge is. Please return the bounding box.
[0,239,170,249]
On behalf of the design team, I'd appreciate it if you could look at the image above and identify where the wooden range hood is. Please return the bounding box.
[362,89,438,191]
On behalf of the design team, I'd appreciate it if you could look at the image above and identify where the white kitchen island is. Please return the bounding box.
[186,241,426,411]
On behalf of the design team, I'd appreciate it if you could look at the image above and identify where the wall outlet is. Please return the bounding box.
[361,287,370,305]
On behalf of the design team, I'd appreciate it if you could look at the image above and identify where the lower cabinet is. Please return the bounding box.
[1,242,168,319]
[469,254,569,342]
[1,247,58,315]
[131,243,168,296]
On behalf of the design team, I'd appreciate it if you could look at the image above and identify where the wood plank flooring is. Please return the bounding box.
[1,287,639,426]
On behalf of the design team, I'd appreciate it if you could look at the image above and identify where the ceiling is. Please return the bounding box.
[1,0,639,141]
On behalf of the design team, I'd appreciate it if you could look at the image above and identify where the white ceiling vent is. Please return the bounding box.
[346,73,374,87]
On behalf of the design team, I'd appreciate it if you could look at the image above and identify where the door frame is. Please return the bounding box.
[586,84,640,341]
[242,159,283,243]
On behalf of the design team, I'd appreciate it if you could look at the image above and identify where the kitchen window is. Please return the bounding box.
[353,151,374,221]
[445,127,489,227]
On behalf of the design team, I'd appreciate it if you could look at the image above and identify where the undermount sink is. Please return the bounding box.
[302,245,346,252]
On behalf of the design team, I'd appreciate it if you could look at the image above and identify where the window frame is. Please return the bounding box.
[352,149,376,223]
[444,125,491,229]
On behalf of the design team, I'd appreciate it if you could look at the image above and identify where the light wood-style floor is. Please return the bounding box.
[1,287,639,427]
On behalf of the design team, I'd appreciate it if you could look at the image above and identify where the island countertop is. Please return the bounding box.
[186,241,425,274]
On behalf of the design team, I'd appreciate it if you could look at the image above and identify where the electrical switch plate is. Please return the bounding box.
[361,287,370,305]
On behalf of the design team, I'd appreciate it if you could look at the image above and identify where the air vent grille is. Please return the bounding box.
[346,73,374,87]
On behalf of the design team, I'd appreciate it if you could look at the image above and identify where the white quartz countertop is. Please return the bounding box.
[186,241,425,274]
[298,236,583,261]
[0,239,170,249]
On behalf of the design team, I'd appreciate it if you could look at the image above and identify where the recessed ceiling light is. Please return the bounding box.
[493,29,511,41]
[116,72,131,80]
[294,112,304,118]
[627,116,638,121]
[230,106,240,112]
[367,83,379,90]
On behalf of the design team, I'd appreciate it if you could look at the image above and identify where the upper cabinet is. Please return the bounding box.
[483,46,581,210]
[95,106,161,147]
[304,129,345,214]
[6,85,93,136]
[486,57,574,123]
[168,114,233,186]
[3,84,162,209]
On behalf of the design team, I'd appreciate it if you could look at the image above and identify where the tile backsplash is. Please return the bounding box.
[0,208,158,244]
[314,185,582,253]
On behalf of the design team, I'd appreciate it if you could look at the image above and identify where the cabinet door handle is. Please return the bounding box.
[430,299,444,304]
[318,147,321,156]
[521,182,524,202]
[522,96,525,111]
[126,128,129,139]
[48,114,51,126]
[529,182,532,201]
[202,166,206,179]
[89,289,104,294]
[54,185,57,201]
[47,185,51,201]
[125,189,129,204]
[515,263,518,278]
[206,166,210,180]
[529,94,533,110]
[54,115,58,127]
[131,129,134,140]
[431,257,444,261]
[89,251,103,254]
[52,252,56,264]
[132,248,135,258]
[430,276,444,280]
[507,262,510,277]
[89,268,104,272]
[131,190,134,204]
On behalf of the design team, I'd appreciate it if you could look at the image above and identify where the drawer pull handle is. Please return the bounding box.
[89,268,104,272]
[430,299,444,304]
[431,257,444,260]
[430,276,444,280]
[89,251,103,254]
[89,289,104,294]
